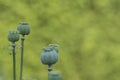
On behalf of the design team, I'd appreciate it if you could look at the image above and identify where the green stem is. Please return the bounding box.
[48,65,52,80]
[20,35,25,80]
[12,42,16,80]
[48,64,53,72]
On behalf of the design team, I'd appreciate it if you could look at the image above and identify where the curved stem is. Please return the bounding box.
[12,42,16,80]
[20,35,25,80]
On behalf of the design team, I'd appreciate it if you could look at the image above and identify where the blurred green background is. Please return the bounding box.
[0,0,120,80]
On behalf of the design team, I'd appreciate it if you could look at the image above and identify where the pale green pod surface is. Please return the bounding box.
[48,71,62,80]
[8,30,19,42]
[40,47,58,65]
[17,22,30,35]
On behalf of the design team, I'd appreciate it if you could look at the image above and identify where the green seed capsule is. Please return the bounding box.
[17,22,30,35]
[48,71,62,80]
[40,47,58,65]
[8,30,19,42]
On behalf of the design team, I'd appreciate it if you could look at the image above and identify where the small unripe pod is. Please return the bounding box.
[8,30,19,42]
[40,47,58,65]
[17,22,30,35]
[48,71,62,80]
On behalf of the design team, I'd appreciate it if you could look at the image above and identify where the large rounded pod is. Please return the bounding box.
[17,22,30,35]
[8,30,19,42]
[40,47,58,65]
[48,71,62,80]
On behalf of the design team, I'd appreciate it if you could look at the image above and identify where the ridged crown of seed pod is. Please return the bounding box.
[48,71,62,80]
[8,30,19,42]
[17,22,30,35]
[48,44,59,53]
[40,47,58,65]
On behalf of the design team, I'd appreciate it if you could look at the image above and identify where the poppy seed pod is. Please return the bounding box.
[17,22,30,35]
[48,71,62,80]
[40,47,58,65]
[48,44,59,53]
[8,30,19,42]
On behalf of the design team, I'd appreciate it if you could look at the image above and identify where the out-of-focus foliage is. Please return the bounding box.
[0,0,120,80]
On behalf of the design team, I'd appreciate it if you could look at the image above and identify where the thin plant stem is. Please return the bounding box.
[48,65,52,80]
[20,35,25,80]
[12,42,16,80]
[48,65,52,72]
